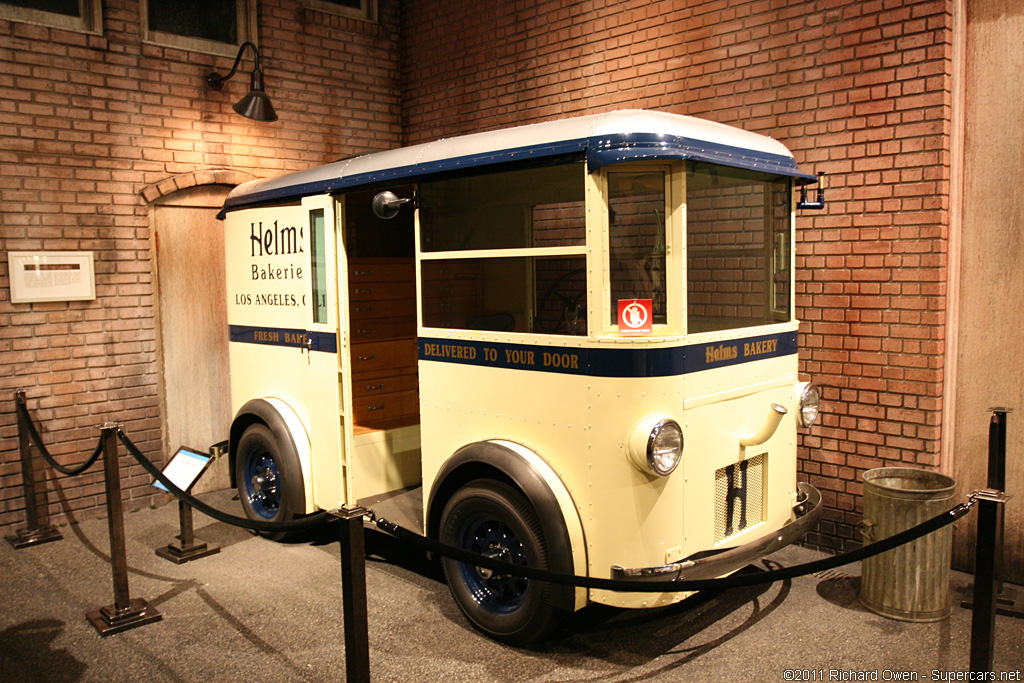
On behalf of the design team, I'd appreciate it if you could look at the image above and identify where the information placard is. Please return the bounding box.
[8,251,96,303]
[154,447,212,493]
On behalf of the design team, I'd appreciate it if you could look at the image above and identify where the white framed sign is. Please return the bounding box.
[8,251,96,303]
[154,447,212,493]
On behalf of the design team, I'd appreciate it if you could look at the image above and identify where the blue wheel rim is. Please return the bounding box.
[456,513,529,615]
[243,447,281,520]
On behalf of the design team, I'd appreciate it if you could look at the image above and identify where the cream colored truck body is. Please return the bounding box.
[219,110,823,620]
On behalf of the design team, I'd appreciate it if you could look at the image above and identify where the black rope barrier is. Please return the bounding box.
[374,499,976,594]
[115,419,974,595]
[116,428,332,533]
[16,394,103,476]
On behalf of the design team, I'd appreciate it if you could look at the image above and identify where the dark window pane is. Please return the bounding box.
[310,209,328,324]
[148,0,238,44]
[421,256,586,336]
[419,163,585,252]
[608,170,667,325]
[687,164,790,333]
[3,0,80,16]
[320,0,361,8]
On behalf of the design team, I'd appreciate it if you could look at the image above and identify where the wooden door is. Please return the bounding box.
[153,185,233,493]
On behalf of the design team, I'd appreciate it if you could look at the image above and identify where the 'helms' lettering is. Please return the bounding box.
[250,221,303,257]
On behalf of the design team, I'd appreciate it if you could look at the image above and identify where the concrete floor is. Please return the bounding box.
[1,489,1021,683]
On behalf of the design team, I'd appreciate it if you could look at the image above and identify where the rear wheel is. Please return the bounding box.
[235,423,298,540]
[439,480,564,645]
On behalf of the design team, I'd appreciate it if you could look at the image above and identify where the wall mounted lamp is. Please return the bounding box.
[206,41,278,122]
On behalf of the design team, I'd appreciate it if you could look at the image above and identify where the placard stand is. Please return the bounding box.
[154,447,220,564]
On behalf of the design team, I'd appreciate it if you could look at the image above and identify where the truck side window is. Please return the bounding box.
[607,169,667,325]
[419,163,585,252]
[309,208,328,323]
[419,162,587,336]
[687,164,791,333]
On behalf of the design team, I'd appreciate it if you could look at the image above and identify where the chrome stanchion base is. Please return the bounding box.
[86,598,162,636]
[5,525,62,549]
[155,538,220,564]
[961,582,1024,619]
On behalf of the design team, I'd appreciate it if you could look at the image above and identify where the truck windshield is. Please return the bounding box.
[686,164,791,333]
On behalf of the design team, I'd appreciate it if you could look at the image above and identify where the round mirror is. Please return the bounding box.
[372,191,411,220]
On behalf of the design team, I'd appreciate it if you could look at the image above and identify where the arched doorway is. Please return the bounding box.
[144,171,252,493]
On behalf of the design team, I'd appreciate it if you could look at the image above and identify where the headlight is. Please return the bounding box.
[798,383,821,427]
[627,416,683,477]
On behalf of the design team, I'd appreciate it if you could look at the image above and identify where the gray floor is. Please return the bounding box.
[1,489,1021,683]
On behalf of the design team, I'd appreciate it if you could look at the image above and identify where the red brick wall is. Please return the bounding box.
[0,1,401,532]
[1,0,954,555]
[402,0,953,553]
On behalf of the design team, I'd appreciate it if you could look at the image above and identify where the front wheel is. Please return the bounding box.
[439,480,565,645]
[235,423,299,540]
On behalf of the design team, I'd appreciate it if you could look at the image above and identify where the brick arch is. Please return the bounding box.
[139,168,255,204]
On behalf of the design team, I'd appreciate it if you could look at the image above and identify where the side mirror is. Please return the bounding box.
[372,191,413,220]
[796,172,826,210]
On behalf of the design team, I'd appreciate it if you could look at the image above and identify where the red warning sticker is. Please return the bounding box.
[617,299,652,335]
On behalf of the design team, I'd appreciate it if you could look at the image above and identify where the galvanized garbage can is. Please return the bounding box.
[859,467,956,622]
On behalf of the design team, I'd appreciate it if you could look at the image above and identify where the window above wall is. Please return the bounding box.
[141,0,256,57]
[304,0,377,23]
[0,0,102,33]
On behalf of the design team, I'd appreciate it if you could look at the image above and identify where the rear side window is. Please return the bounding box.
[418,162,587,336]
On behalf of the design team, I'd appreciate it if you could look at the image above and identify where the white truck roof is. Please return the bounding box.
[220,109,815,216]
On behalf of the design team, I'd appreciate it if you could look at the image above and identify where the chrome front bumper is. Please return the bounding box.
[610,482,823,583]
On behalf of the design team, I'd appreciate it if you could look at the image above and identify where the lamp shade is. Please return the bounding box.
[232,69,278,122]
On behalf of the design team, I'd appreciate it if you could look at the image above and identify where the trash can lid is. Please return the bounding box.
[862,467,956,495]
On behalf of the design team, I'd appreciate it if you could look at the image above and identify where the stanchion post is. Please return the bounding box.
[6,391,62,548]
[85,424,162,636]
[968,409,1008,672]
[336,506,371,683]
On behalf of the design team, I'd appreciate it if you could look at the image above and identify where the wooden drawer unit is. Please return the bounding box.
[347,257,418,431]
[349,258,416,324]
[350,338,416,376]
[351,298,416,321]
[352,388,419,427]
[350,260,414,284]
[352,371,418,399]
[351,317,416,343]
[350,279,415,303]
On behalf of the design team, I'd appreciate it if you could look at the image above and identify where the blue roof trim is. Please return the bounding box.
[217,139,588,218]
[219,132,815,218]
[586,133,818,181]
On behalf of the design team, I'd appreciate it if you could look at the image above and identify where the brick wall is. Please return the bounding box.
[402,0,953,553]
[1,0,955,555]
[0,0,401,532]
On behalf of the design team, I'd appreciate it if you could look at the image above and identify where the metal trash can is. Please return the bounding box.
[859,467,956,622]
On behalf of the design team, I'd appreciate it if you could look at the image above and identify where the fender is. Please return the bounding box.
[230,398,313,514]
[427,440,588,611]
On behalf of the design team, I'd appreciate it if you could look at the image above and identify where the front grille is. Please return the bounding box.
[714,453,765,542]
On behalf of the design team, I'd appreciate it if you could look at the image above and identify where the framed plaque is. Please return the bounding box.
[8,251,96,303]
